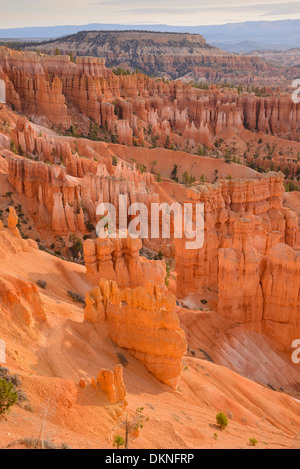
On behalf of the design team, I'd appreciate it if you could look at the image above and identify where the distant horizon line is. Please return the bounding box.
[0,18,300,31]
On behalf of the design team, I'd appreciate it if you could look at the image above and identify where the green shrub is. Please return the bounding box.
[165,263,171,286]
[0,379,18,415]
[182,171,195,187]
[69,234,83,258]
[170,164,178,181]
[154,251,163,261]
[10,141,18,154]
[284,181,300,192]
[216,412,229,430]
[85,221,95,233]
[113,435,125,449]
[249,438,258,447]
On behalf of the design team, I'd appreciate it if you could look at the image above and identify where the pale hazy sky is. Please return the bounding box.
[0,0,300,29]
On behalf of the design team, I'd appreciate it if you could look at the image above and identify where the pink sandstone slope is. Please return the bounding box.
[0,215,299,449]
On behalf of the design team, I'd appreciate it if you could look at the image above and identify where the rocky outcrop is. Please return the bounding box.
[0,48,71,128]
[27,31,295,87]
[217,215,299,351]
[84,287,106,324]
[0,207,38,258]
[261,244,300,351]
[0,209,45,326]
[2,46,299,152]
[7,153,157,238]
[7,206,21,238]
[0,274,46,327]
[242,93,300,141]
[83,235,166,289]
[218,218,263,323]
[175,173,299,298]
[96,364,127,404]
[85,279,187,389]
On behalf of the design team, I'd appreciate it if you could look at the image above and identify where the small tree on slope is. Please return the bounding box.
[0,379,18,415]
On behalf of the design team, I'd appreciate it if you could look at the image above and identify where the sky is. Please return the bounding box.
[0,0,300,29]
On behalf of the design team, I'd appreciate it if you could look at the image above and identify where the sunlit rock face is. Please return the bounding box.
[85,278,187,389]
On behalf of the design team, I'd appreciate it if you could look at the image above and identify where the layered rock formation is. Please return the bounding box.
[0,274,46,327]
[6,147,157,238]
[218,218,264,323]
[175,173,298,298]
[1,44,300,448]
[1,46,299,152]
[26,31,298,86]
[218,216,299,351]
[0,49,71,127]
[96,364,127,404]
[85,279,187,389]
[173,169,299,352]
[83,235,166,288]
[0,206,38,258]
[261,244,300,350]
[0,46,299,392]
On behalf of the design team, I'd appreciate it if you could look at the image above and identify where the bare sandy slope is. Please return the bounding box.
[49,131,300,184]
[105,144,259,182]
[178,306,300,395]
[0,229,300,449]
[43,135,259,182]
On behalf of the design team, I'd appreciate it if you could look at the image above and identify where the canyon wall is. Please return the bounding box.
[261,244,300,350]
[175,173,298,297]
[1,47,300,152]
[218,217,299,351]
[174,173,299,351]
[6,131,158,239]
